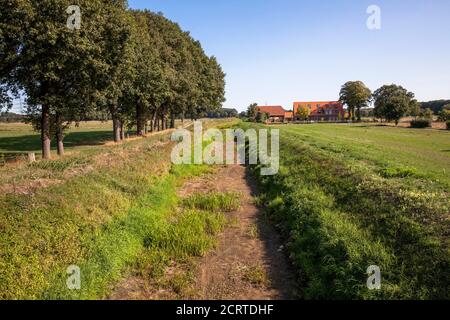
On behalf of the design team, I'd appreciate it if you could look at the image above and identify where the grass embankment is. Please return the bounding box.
[240,123,450,299]
[0,119,238,299]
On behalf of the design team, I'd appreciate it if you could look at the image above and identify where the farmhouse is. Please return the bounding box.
[293,101,345,122]
[257,106,292,123]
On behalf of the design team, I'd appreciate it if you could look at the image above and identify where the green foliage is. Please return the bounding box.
[410,119,432,129]
[256,111,269,123]
[373,84,416,125]
[296,107,310,121]
[438,107,450,122]
[419,108,434,120]
[247,103,258,121]
[420,100,450,114]
[339,81,372,121]
[0,1,226,155]
[207,108,239,118]
[446,120,450,130]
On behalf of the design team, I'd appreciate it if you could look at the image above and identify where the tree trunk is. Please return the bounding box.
[112,117,121,142]
[55,119,64,157]
[356,107,362,122]
[120,122,125,140]
[41,104,51,159]
[170,111,175,129]
[55,113,65,157]
[161,112,166,130]
[150,112,156,132]
[136,101,144,136]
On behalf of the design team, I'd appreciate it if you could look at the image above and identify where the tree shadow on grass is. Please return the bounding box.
[0,130,112,154]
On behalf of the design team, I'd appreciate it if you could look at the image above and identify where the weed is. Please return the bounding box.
[243,264,269,287]
[182,192,241,213]
[247,225,259,239]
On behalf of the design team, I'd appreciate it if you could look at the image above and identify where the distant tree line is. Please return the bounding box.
[0,111,26,123]
[420,100,450,114]
[339,81,450,126]
[0,1,225,159]
[207,108,238,118]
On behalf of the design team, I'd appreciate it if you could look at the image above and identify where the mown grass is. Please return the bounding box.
[0,119,238,300]
[0,121,114,154]
[240,122,449,300]
[281,124,450,189]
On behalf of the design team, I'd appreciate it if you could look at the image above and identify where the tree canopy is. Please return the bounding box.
[0,1,226,159]
[339,81,372,121]
[420,100,450,114]
[373,84,416,125]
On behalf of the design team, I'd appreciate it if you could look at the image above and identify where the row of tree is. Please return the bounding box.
[0,0,225,159]
[339,81,421,124]
[207,108,238,119]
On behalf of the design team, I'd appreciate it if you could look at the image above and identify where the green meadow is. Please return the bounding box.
[241,122,450,299]
[0,121,114,155]
[281,124,450,189]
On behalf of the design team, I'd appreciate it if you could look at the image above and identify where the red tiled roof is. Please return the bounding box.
[257,106,287,117]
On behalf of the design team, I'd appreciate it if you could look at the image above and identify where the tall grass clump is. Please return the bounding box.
[182,192,241,213]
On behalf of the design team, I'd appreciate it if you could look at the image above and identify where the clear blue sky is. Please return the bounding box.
[11,0,448,113]
[129,0,450,112]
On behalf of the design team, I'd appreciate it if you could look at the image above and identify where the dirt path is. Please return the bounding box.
[111,165,297,300]
[180,165,296,300]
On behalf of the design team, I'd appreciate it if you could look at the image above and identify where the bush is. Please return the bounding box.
[410,119,431,128]
[446,120,450,130]
[438,109,450,122]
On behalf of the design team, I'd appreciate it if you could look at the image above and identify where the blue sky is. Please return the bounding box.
[129,0,450,112]
[10,0,448,113]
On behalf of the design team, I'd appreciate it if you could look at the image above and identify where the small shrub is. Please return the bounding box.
[438,109,450,122]
[446,120,450,130]
[410,119,431,128]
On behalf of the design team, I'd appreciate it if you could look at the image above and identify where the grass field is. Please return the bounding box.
[1,120,448,300]
[0,119,238,299]
[241,122,450,299]
[0,121,114,155]
[282,124,450,189]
